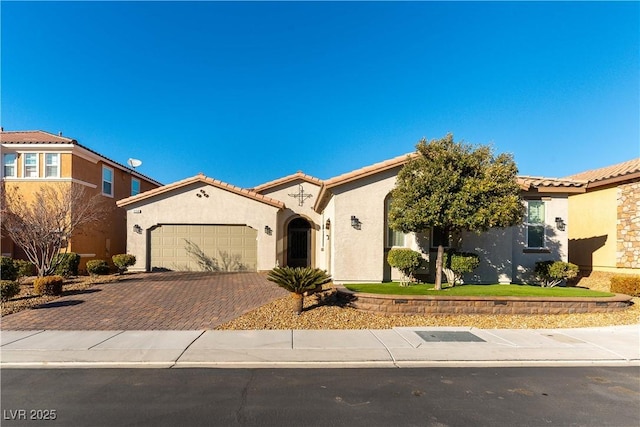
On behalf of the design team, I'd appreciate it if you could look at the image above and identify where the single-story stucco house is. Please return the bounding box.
[116,153,587,284]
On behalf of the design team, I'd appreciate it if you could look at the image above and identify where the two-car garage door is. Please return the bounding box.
[150,225,258,272]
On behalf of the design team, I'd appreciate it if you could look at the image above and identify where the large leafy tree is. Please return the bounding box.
[1,183,107,277]
[389,134,525,289]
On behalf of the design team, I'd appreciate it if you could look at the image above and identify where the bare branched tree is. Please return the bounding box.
[1,183,108,276]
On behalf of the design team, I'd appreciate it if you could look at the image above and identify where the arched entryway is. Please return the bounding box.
[286,217,312,268]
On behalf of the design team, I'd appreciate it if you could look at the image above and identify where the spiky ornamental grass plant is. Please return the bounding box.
[267,266,332,315]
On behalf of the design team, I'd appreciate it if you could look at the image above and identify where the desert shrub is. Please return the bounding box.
[387,248,423,286]
[86,260,111,276]
[443,251,480,286]
[0,257,18,281]
[112,254,136,274]
[610,275,640,297]
[33,275,64,296]
[1,280,21,302]
[267,266,332,315]
[535,261,579,288]
[13,259,35,279]
[53,252,81,277]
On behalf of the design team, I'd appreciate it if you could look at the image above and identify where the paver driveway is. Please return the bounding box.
[0,272,288,330]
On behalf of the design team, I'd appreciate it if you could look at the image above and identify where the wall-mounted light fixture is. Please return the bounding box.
[351,215,361,230]
[264,226,272,235]
[555,217,566,231]
[133,224,143,234]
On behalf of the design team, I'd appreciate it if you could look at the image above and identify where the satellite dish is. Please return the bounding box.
[127,158,142,169]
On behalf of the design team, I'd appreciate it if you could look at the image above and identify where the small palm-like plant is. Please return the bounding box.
[267,266,332,315]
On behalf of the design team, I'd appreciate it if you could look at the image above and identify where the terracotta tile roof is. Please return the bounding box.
[323,152,417,187]
[0,130,75,144]
[117,173,285,209]
[1,130,162,186]
[313,152,416,212]
[517,176,587,193]
[251,171,324,193]
[564,158,640,188]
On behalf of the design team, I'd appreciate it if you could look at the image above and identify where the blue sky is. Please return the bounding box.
[2,1,638,187]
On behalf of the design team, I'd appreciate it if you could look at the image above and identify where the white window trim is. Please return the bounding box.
[102,165,114,197]
[3,153,17,178]
[131,177,141,196]
[22,153,39,178]
[44,153,61,178]
[525,200,546,249]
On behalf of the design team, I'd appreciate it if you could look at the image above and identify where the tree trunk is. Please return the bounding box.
[435,244,444,290]
[292,293,304,315]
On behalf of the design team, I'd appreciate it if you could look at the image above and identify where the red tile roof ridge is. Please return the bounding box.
[117,174,285,209]
[323,152,417,187]
[251,171,324,193]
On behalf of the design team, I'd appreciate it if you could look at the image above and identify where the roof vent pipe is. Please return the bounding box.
[59,131,63,136]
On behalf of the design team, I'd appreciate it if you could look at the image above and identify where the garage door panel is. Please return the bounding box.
[150,225,257,272]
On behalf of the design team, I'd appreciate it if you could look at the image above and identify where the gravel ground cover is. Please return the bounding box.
[1,275,120,317]
[217,272,639,330]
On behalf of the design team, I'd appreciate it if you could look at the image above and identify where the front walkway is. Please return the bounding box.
[0,272,287,330]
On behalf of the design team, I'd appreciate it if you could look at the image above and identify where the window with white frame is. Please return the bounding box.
[526,200,546,248]
[385,197,406,247]
[3,153,17,177]
[131,177,141,196]
[102,165,114,196]
[44,153,60,178]
[23,153,38,178]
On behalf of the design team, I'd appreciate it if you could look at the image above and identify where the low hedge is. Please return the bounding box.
[610,275,640,297]
[112,254,136,274]
[33,275,64,296]
[13,259,35,278]
[86,260,111,276]
[1,280,21,302]
[54,252,81,277]
[0,256,18,281]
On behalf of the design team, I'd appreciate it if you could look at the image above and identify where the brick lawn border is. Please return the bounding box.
[336,287,633,315]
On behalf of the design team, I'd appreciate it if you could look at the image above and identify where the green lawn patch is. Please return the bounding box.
[343,282,614,297]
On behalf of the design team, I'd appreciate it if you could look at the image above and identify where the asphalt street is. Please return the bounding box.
[2,367,639,427]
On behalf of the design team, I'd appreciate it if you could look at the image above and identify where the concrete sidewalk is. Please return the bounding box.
[1,325,638,368]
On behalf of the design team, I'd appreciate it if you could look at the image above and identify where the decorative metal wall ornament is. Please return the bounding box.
[288,184,313,207]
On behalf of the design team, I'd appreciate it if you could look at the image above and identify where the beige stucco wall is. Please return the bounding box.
[459,194,570,284]
[259,180,324,268]
[568,187,617,271]
[329,168,400,283]
[123,182,280,271]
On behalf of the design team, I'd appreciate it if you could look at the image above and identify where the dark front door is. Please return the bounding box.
[287,218,311,268]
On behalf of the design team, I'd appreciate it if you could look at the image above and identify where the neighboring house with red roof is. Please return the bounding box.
[118,153,587,284]
[1,130,162,270]
[565,158,640,274]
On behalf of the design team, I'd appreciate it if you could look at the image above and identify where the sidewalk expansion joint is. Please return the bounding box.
[87,331,126,350]
[170,330,206,368]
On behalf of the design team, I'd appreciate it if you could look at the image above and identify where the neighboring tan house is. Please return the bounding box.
[117,153,587,284]
[565,158,640,275]
[1,130,162,270]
